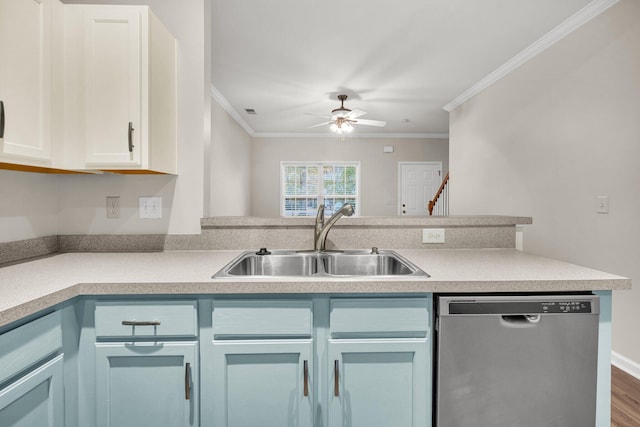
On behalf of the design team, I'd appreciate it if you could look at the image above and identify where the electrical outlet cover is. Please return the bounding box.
[106,196,120,219]
[423,228,445,244]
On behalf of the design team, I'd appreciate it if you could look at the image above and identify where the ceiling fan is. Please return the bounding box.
[307,95,386,134]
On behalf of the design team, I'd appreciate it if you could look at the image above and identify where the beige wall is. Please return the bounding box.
[251,137,448,216]
[449,0,640,366]
[208,99,252,216]
[0,170,58,243]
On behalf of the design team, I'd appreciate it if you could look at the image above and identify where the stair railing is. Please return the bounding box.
[428,172,449,216]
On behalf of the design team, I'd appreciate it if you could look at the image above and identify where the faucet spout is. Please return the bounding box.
[313,203,354,252]
[314,204,325,246]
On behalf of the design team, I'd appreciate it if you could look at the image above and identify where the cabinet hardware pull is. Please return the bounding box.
[185,362,191,400]
[334,360,339,397]
[0,101,5,139]
[128,121,134,152]
[121,320,161,326]
[303,360,309,397]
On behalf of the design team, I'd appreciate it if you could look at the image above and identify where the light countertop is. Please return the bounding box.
[0,249,630,328]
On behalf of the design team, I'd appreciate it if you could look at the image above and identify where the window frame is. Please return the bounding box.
[280,161,361,217]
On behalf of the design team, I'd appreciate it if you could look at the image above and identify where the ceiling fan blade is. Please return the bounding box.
[309,121,333,128]
[305,113,332,119]
[346,108,367,119]
[353,118,386,127]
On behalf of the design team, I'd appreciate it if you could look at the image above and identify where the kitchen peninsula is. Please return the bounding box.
[0,216,631,427]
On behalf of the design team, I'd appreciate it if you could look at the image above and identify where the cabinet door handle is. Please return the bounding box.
[121,320,161,326]
[0,101,5,139]
[128,121,134,152]
[303,360,309,397]
[334,360,339,397]
[185,362,191,400]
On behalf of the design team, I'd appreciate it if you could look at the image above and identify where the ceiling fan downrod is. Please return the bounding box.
[332,94,351,115]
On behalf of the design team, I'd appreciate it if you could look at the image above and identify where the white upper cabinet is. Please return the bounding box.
[64,5,178,174]
[0,0,56,166]
[84,6,142,167]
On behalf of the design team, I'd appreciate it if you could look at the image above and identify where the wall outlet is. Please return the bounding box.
[106,196,120,219]
[423,228,445,244]
[139,196,162,219]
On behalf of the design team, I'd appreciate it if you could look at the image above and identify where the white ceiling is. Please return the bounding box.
[211,0,605,137]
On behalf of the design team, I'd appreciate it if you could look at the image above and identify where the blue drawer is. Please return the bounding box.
[212,300,313,339]
[95,301,198,338]
[330,298,430,338]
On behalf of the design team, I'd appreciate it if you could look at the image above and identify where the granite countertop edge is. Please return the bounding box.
[0,249,631,329]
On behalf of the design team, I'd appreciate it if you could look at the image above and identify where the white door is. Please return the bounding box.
[399,162,441,216]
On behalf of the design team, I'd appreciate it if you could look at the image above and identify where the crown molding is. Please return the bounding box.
[251,132,449,140]
[209,87,449,139]
[443,0,620,112]
[210,84,255,136]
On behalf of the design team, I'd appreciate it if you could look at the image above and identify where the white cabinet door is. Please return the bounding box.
[83,6,142,167]
[0,0,52,164]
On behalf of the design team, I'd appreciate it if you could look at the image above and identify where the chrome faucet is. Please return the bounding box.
[314,203,354,252]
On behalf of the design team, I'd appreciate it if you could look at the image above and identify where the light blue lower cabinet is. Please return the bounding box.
[327,339,429,427]
[0,354,64,427]
[209,340,314,427]
[95,341,198,427]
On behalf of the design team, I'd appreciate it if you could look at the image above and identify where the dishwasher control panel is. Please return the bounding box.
[447,299,595,315]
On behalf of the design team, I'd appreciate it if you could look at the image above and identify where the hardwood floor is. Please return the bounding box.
[612,365,640,426]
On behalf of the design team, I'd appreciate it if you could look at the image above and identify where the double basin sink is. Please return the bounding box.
[213,249,429,278]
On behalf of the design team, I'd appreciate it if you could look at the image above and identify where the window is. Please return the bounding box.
[281,162,360,217]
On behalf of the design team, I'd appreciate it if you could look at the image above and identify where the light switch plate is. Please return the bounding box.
[596,196,609,214]
[139,196,162,219]
[423,228,445,244]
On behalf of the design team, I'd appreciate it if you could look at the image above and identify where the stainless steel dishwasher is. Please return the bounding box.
[435,294,600,427]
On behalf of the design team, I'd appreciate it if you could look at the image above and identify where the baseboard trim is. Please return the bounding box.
[612,351,640,380]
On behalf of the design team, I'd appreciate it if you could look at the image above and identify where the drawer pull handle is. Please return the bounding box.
[185,362,191,400]
[128,121,134,152]
[121,320,161,326]
[303,360,309,397]
[0,101,5,139]
[334,360,339,397]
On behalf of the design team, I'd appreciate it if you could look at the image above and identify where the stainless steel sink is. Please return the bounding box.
[224,253,318,276]
[322,252,417,276]
[213,249,429,278]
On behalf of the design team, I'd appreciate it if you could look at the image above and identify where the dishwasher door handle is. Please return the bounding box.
[501,314,541,327]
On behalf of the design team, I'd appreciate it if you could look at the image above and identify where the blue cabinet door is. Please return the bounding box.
[210,340,313,427]
[0,354,64,427]
[95,342,197,427]
[328,339,430,427]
